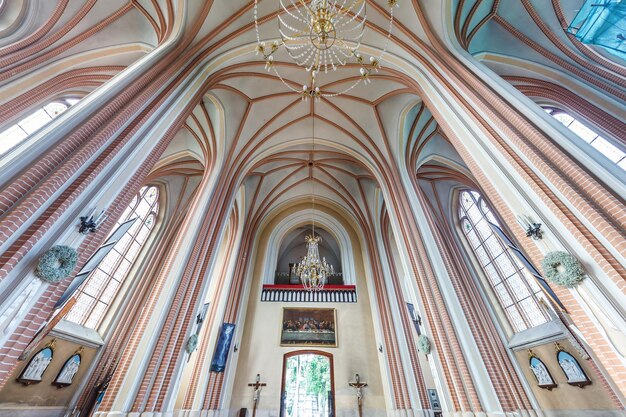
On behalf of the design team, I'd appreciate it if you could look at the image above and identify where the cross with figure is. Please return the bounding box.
[349,373,368,417]
[247,373,266,417]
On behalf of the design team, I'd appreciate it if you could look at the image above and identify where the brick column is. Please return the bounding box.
[96,163,235,413]
[73,213,189,416]
[380,210,430,409]
[180,209,241,410]
[0,75,204,387]
[406,179,533,412]
[379,165,482,413]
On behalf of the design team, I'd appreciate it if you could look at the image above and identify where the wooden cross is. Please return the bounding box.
[348,373,368,417]
[247,374,266,417]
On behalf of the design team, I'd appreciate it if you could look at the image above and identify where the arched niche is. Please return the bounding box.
[275,226,343,285]
[262,209,356,286]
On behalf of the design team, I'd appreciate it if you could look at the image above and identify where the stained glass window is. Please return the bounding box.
[545,108,626,171]
[0,98,79,156]
[459,190,550,332]
[65,186,159,329]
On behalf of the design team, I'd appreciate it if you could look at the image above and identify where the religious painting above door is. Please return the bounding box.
[17,344,54,385]
[281,308,337,347]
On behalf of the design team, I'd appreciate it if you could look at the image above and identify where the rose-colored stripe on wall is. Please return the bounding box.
[0,66,123,124]
[493,15,626,103]
[0,0,70,58]
[182,210,238,409]
[381,210,430,407]
[0,3,131,82]
[518,0,626,89]
[0,0,94,66]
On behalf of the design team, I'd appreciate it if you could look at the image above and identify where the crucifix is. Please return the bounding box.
[247,373,266,417]
[349,373,368,417]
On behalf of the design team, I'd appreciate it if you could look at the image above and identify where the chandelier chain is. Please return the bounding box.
[312,106,316,237]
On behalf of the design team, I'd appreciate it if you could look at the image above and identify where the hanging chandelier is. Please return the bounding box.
[254,0,399,100]
[295,233,334,291]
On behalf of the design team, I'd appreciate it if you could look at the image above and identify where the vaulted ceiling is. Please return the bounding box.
[157,0,455,232]
[5,0,605,233]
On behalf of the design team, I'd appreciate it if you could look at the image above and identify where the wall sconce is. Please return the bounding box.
[79,208,107,235]
[517,215,543,240]
[525,223,543,240]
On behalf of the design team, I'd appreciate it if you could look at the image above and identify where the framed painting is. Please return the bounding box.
[281,308,337,347]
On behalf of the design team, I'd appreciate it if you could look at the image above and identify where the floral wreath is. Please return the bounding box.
[541,251,585,288]
[186,334,198,354]
[35,245,78,283]
[418,335,431,355]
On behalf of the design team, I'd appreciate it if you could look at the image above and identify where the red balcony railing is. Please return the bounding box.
[261,284,357,303]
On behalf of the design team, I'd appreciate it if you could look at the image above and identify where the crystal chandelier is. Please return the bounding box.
[295,233,334,291]
[254,0,399,100]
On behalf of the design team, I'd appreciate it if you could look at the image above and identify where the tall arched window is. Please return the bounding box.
[65,186,159,329]
[0,98,79,156]
[545,107,626,170]
[459,190,550,333]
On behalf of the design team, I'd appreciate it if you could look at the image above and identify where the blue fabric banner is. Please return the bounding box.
[210,323,236,372]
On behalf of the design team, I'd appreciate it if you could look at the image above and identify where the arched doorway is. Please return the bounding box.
[280,351,335,417]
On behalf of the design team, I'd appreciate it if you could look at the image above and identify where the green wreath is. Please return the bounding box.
[418,335,431,355]
[35,245,78,283]
[541,251,585,288]
[186,334,198,353]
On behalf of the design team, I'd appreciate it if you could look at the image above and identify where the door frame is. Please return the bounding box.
[280,350,335,417]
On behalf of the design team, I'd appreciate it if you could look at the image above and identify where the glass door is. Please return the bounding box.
[281,351,334,417]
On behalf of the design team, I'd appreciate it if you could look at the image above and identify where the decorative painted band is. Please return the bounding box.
[260,284,357,303]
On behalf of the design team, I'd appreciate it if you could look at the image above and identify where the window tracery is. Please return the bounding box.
[0,98,79,156]
[65,185,159,329]
[458,190,550,332]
